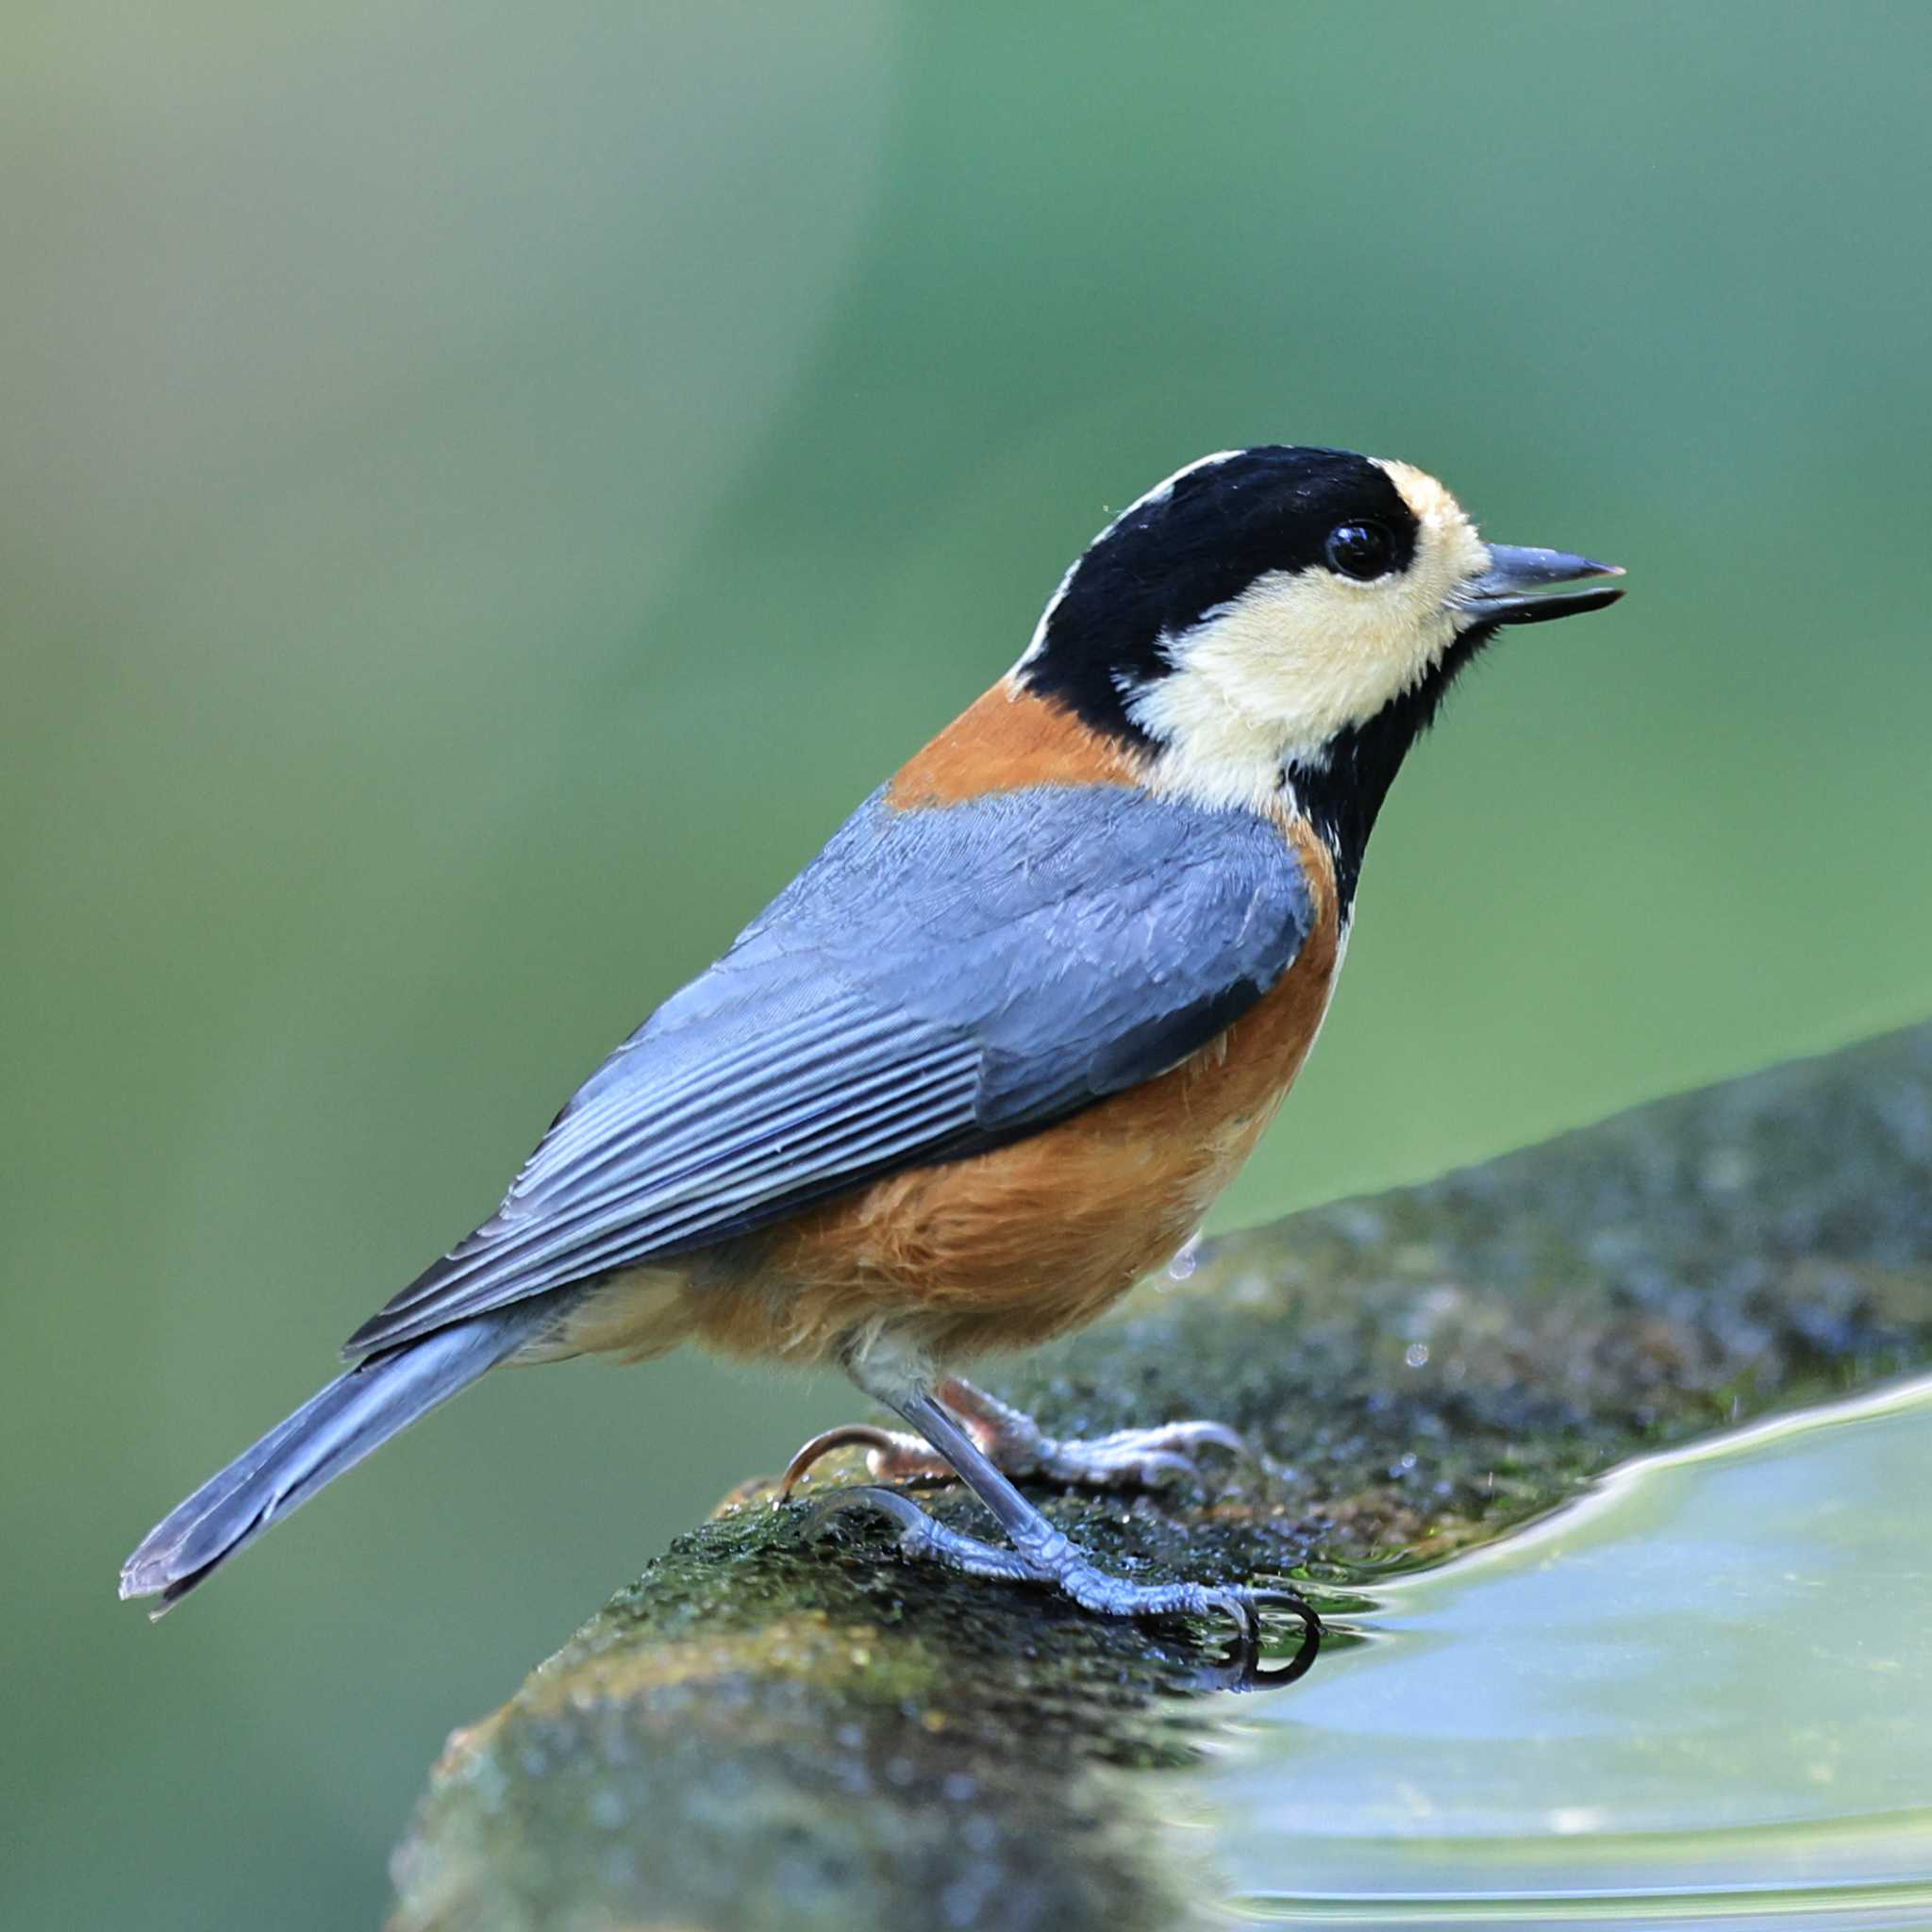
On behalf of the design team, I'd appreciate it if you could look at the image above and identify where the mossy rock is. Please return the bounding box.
[390,1024,1932,1932]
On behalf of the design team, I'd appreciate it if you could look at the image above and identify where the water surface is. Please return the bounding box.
[1199,1377,1932,1927]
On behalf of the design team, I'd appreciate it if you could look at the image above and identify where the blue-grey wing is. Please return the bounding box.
[343,784,1311,1357]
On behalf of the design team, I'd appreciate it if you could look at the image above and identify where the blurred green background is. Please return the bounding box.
[5,5,1929,1925]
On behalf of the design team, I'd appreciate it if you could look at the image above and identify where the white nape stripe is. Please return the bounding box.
[1014,557,1079,673]
[1012,449,1244,673]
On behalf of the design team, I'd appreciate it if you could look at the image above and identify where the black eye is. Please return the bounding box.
[1324,521,1395,580]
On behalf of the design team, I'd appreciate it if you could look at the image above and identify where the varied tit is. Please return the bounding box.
[122,445,1623,1639]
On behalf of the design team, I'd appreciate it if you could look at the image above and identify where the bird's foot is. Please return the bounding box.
[777,1377,1247,1502]
[803,1481,1316,1657]
[1015,1414,1249,1488]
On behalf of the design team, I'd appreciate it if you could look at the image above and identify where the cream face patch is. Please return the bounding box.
[1126,458,1491,810]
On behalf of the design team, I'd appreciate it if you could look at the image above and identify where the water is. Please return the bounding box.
[1196,1377,1932,1927]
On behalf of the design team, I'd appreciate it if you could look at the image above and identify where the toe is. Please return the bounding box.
[1162,1420,1249,1458]
[1031,1423,1246,1489]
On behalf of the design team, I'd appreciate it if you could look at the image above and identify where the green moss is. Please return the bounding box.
[390,1024,1932,1932]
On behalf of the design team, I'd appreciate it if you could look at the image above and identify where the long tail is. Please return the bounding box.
[119,1305,548,1615]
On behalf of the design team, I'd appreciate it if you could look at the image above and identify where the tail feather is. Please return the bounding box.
[120,1306,545,1614]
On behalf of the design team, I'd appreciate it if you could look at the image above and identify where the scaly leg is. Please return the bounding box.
[778,1374,1246,1502]
[797,1356,1311,1646]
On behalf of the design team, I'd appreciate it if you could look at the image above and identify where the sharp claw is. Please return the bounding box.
[1206,1588,1316,1650]
[800,1482,936,1549]
[775,1424,902,1506]
[1241,1589,1324,1687]
[1200,1589,1256,1643]
[1180,1589,1323,1690]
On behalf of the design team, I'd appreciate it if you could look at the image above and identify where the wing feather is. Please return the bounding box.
[343,784,1310,1359]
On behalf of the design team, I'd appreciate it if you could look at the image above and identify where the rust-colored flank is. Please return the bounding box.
[694,820,1342,1367]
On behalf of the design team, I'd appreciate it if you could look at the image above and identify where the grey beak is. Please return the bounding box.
[1460,544,1625,627]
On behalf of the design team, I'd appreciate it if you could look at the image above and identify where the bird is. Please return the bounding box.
[120,444,1624,1638]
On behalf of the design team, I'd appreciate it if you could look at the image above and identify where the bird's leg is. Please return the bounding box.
[778,1374,1245,1501]
[802,1357,1307,1641]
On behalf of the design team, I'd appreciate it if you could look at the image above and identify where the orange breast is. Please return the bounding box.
[690,723,1343,1365]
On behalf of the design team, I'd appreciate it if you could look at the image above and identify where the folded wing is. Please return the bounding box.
[343,784,1311,1357]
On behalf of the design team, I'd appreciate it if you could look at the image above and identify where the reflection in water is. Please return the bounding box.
[1195,1376,1932,1927]
[1170,1593,1325,1696]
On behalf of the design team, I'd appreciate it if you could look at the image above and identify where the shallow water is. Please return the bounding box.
[1195,1376,1932,1928]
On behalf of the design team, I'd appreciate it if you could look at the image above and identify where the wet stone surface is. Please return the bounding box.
[388,1024,1932,1932]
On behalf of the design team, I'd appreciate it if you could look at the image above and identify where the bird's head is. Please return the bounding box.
[1014,445,1623,898]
